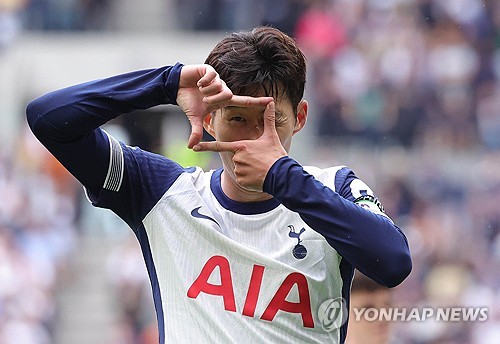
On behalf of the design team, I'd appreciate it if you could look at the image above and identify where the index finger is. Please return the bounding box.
[196,65,218,87]
[192,140,240,153]
[227,95,274,108]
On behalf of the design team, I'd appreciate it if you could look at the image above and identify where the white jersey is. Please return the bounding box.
[85,133,361,343]
[27,64,411,344]
[144,166,346,343]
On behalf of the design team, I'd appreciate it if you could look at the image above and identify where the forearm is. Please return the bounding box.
[25,63,183,196]
[26,63,183,141]
[263,157,412,287]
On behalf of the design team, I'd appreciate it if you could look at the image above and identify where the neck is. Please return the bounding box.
[221,171,273,203]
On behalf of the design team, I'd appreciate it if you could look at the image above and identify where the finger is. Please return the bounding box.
[199,74,224,96]
[203,82,233,106]
[192,140,239,153]
[228,95,274,108]
[196,65,217,88]
[187,116,204,149]
[263,101,277,136]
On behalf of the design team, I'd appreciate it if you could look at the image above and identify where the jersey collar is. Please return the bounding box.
[210,169,280,215]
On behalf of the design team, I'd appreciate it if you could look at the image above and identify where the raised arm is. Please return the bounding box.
[26,64,185,194]
[27,63,275,227]
[193,100,412,287]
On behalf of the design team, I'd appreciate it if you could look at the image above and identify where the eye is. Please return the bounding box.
[229,116,245,122]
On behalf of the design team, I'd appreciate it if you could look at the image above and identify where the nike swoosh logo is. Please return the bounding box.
[191,206,220,227]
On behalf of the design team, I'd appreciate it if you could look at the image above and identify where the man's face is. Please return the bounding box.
[347,289,393,344]
[203,95,307,183]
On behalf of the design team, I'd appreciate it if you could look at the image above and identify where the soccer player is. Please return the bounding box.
[26,26,411,343]
[346,272,393,344]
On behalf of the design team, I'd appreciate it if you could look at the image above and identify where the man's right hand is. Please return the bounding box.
[176,64,273,148]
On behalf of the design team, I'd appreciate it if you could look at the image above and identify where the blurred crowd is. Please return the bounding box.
[0,129,78,343]
[1,0,500,343]
[297,1,500,343]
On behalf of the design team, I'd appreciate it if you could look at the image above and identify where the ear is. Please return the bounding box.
[203,112,216,137]
[293,100,308,134]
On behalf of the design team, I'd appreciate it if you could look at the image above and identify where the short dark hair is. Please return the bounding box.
[351,272,390,293]
[205,26,306,114]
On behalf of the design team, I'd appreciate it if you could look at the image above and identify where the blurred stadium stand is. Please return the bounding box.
[1,0,500,343]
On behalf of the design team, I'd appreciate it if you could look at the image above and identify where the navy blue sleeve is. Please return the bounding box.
[263,156,412,288]
[89,143,185,229]
[26,63,185,229]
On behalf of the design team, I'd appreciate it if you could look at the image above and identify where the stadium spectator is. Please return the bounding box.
[346,272,393,344]
[0,0,25,49]
[0,129,78,343]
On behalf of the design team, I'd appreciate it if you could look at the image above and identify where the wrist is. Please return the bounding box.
[168,62,184,105]
[262,156,296,195]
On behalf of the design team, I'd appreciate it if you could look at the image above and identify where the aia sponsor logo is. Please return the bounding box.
[187,255,314,328]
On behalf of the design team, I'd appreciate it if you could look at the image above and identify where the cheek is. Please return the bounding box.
[213,122,240,141]
[218,125,258,142]
[281,138,292,151]
[277,128,295,150]
[220,151,234,163]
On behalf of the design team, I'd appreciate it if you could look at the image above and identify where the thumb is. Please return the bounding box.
[263,101,277,137]
[187,116,204,149]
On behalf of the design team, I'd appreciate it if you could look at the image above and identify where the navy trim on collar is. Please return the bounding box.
[210,169,280,215]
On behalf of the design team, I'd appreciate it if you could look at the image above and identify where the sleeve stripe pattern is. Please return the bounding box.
[103,130,124,192]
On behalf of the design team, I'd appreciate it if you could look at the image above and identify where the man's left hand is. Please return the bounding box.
[192,101,287,191]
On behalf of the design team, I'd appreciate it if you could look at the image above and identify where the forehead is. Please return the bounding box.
[236,81,286,100]
[223,97,294,116]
